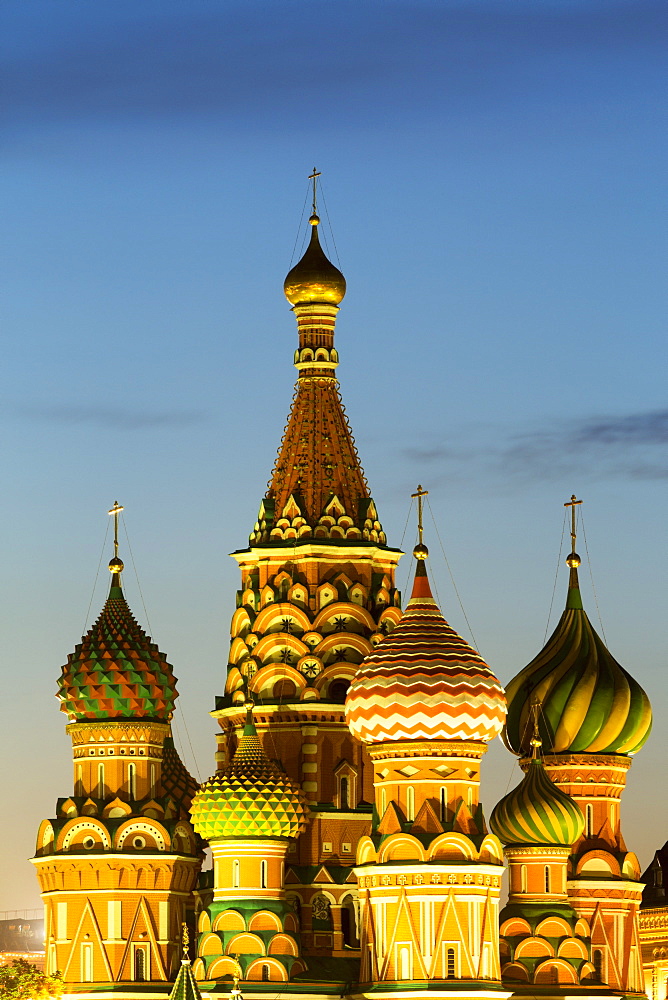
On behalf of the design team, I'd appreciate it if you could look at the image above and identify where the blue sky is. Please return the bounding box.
[1,0,666,909]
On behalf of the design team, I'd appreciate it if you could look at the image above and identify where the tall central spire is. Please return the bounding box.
[250,176,385,545]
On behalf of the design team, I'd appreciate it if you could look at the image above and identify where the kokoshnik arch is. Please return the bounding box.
[33,178,663,1000]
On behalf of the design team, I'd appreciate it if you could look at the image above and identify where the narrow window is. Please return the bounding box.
[135,948,146,982]
[467,788,473,809]
[406,786,415,822]
[447,947,456,978]
[150,764,156,794]
[586,804,594,838]
[128,763,136,800]
[262,964,270,982]
[440,787,446,822]
[544,866,550,893]
[399,947,411,980]
[520,865,527,893]
[76,765,83,797]
[81,943,93,982]
[340,776,349,809]
[261,859,268,888]
[593,949,603,980]
[380,789,386,816]
[233,859,240,888]
[98,763,105,798]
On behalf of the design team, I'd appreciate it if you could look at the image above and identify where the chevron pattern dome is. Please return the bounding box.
[57,578,178,721]
[503,567,652,757]
[345,561,506,744]
[490,757,585,847]
[190,713,309,840]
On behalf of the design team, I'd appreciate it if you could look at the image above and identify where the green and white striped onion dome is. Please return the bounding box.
[190,712,309,840]
[490,756,584,847]
[503,566,652,756]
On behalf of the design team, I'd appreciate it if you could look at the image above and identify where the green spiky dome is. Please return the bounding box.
[490,757,585,847]
[503,567,652,756]
[190,715,309,840]
[57,576,178,721]
[161,737,200,813]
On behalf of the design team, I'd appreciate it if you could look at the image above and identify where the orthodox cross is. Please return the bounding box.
[529,700,542,758]
[564,494,583,554]
[411,484,429,547]
[309,167,321,215]
[108,501,124,562]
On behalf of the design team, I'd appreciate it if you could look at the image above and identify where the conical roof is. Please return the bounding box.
[345,560,506,744]
[503,565,652,756]
[57,573,178,721]
[284,215,346,306]
[161,737,200,813]
[490,756,584,847]
[190,708,309,840]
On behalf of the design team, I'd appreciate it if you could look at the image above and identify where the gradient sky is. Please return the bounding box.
[1,0,666,912]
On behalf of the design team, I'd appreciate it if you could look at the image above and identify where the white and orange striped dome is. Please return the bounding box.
[345,561,506,744]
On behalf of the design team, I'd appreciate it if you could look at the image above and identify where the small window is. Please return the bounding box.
[98,764,105,798]
[593,949,604,981]
[544,866,550,893]
[586,804,594,838]
[447,947,456,978]
[406,786,415,822]
[134,947,146,982]
[520,865,527,893]
[340,777,349,809]
[128,763,136,800]
[261,859,268,888]
[262,964,270,982]
[81,943,93,982]
[440,787,446,822]
[233,859,240,888]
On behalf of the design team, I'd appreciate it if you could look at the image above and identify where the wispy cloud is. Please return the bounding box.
[16,404,206,430]
[403,409,668,483]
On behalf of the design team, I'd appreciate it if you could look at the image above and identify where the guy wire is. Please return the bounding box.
[399,496,415,550]
[288,181,311,267]
[82,518,110,633]
[580,511,608,644]
[543,509,568,645]
[319,182,342,268]
[426,498,479,651]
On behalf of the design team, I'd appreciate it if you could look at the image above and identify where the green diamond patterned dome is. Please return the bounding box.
[490,756,585,847]
[57,576,178,721]
[191,711,309,841]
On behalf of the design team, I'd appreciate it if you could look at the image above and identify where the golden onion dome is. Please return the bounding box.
[283,215,346,306]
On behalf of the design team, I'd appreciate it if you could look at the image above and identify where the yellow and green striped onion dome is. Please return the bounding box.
[503,566,652,756]
[57,575,177,721]
[190,714,309,840]
[490,757,585,847]
[345,561,506,744]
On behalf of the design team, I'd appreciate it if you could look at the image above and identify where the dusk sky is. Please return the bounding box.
[1,0,666,911]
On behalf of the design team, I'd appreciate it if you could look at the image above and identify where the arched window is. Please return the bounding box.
[586,804,594,838]
[81,943,93,982]
[341,895,359,947]
[340,777,349,810]
[128,763,136,800]
[261,860,268,888]
[520,865,527,893]
[406,786,415,822]
[261,965,270,982]
[593,949,604,981]
[329,679,350,704]
[447,947,456,978]
[399,946,411,980]
[544,866,550,893]
[233,859,240,888]
[98,764,105,798]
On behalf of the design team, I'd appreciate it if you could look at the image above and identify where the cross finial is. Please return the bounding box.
[563,494,583,565]
[308,167,321,216]
[411,484,429,559]
[181,922,189,961]
[107,501,125,575]
[529,700,542,759]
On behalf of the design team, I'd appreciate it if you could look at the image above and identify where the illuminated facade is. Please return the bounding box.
[35,190,654,1000]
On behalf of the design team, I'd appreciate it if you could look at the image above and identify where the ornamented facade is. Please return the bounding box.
[34,188,656,1000]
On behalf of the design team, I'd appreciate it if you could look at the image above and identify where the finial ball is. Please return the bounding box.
[413,543,429,560]
[108,557,124,574]
[309,213,320,226]
[566,552,581,568]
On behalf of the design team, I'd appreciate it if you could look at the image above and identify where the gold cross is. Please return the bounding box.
[411,485,429,547]
[308,167,321,215]
[563,494,583,553]
[108,501,124,561]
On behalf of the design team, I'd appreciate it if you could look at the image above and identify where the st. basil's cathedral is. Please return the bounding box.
[32,183,668,1000]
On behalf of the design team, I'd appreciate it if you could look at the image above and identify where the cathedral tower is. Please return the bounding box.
[33,505,201,997]
[212,178,402,966]
[345,521,507,994]
[502,497,651,998]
